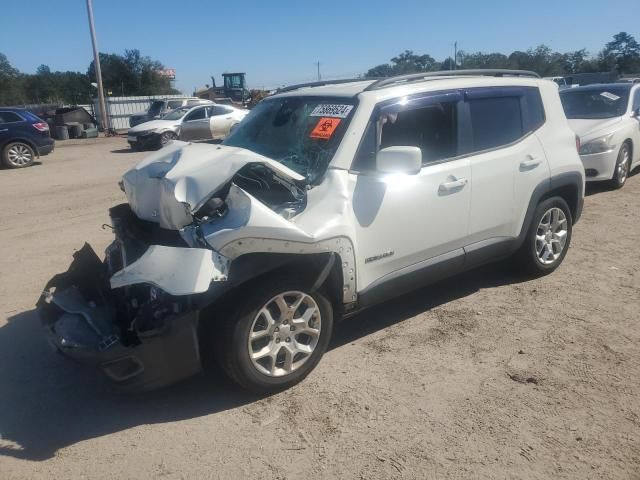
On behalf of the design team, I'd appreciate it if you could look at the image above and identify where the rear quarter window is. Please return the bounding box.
[523,87,545,132]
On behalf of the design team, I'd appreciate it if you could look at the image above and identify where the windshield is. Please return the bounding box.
[162,107,190,120]
[148,100,165,115]
[560,87,630,119]
[222,96,357,183]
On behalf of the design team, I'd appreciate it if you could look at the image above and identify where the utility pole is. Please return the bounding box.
[453,41,457,70]
[86,0,108,133]
[315,61,321,81]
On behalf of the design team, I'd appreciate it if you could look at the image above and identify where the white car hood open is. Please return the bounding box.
[568,117,622,140]
[121,141,305,230]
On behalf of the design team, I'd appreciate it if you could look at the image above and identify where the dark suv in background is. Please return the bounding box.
[0,108,55,168]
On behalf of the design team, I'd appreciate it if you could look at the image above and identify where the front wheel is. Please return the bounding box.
[609,142,631,189]
[212,276,334,393]
[515,196,573,276]
[158,131,177,148]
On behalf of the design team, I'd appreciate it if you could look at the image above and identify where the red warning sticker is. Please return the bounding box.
[309,117,341,140]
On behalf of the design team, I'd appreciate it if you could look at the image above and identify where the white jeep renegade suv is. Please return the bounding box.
[39,70,585,393]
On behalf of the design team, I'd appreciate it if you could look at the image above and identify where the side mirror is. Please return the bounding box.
[376,146,422,175]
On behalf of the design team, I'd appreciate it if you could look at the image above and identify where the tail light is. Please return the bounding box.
[32,122,49,132]
[575,134,581,153]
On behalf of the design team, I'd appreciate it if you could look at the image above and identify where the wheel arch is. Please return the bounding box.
[197,251,348,328]
[516,172,583,249]
[2,137,39,158]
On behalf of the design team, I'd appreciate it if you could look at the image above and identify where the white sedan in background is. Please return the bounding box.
[560,83,640,188]
[127,104,248,150]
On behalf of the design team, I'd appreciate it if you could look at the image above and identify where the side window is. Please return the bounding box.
[185,108,206,121]
[468,96,523,151]
[167,100,183,109]
[379,102,458,164]
[0,111,24,123]
[208,106,229,116]
[353,97,459,171]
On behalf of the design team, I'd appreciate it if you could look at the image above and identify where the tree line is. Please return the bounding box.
[365,32,640,78]
[0,49,179,106]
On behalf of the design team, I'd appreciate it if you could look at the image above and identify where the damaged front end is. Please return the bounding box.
[36,205,224,391]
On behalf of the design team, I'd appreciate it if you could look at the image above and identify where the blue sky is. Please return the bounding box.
[1,0,639,93]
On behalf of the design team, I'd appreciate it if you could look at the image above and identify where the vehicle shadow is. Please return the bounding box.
[0,262,525,461]
[585,168,639,196]
[110,148,137,154]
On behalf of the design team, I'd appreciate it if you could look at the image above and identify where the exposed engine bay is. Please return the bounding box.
[195,163,307,222]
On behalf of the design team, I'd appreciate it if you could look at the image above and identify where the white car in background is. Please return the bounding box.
[127,104,249,150]
[560,83,640,188]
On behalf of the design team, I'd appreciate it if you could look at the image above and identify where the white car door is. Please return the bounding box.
[464,87,549,247]
[180,107,211,141]
[208,106,234,139]
[351,93,471,292]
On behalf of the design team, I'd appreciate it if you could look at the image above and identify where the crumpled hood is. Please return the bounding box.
[568,117,622,140]
[129,119,178,133]
[121,141,305,230]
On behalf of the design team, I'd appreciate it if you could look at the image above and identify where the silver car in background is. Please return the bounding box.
[127,104,249,150]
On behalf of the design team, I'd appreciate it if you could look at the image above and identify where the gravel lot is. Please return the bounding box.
[1,137,639,479]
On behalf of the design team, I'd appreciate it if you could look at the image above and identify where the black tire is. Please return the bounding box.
[2,141,35,169]
[210,274,334,393]
[158,131,177,148]
[609,142,631,189]
[515,196,573,277]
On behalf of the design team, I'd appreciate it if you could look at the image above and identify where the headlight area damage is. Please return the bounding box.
[37,142,357,391]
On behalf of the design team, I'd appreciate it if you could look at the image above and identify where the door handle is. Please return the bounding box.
[520,156,542,170]
[0,129,8,132]
[225,117,232,119]
[439,177,468,193]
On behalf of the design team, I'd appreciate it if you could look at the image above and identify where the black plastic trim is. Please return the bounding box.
[358,249,465,308]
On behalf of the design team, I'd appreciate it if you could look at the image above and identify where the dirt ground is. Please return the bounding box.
[0,137,639,480]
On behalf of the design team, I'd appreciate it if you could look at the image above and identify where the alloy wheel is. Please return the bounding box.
[247,291,322,377]
[535,207,568,265]
[7,144,33,166]
[616,146,630,185]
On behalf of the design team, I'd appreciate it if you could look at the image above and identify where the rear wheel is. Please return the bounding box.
[515,196,572,276]
[609,142,631,189]
[2,142,35,168]
[211,275,334,393]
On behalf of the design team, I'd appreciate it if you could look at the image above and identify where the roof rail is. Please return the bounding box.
[364,69,540,91]
[276,78,373,93]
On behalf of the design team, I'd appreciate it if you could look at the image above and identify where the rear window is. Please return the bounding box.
[469,96,523,151]
[0,111,24,123]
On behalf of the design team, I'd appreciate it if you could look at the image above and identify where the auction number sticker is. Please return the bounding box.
[310,104,354,118]
[310,117,342,140]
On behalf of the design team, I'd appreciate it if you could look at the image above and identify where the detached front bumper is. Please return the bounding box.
[37,244,202,391]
